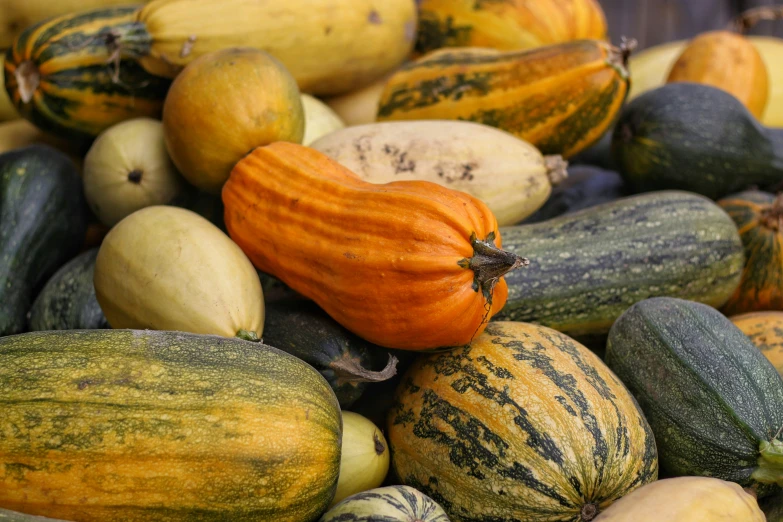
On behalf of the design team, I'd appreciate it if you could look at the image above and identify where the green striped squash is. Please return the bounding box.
[3,6,170,146]
[388,321,658,522]
[0,330,341,521]
[321,486,449,522]
[605,297,783,498]
[496,190,745,337]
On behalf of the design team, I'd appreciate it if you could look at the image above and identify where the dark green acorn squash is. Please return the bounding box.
[262,301,397,408]
[605,297,783,498]
[0,144,88,336]
[612,82,783,199]
[28,248,107,331]
[496,191,745,337]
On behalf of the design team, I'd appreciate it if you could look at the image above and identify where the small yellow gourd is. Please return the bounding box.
[332,412,390,507]
[301,94,345,146]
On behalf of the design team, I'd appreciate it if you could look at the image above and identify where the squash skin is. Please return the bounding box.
[311,120,567,226]
[0,329,341,521]
[0,508,69,521]
[94,206,264,340]
[134,0,418,96]
[222,142,524,351]
[718,191,783,315]
[324,74,390,127]
[321,486,449,522]
[3,6,170,146]
[667,31,769,119]
[162,47,305,194]
[388,321,658,521]
[414,0,607,56]
[28,248,107,331]
[496,191,745,337]
[594,477,766,522]
[331,412,390,507]
[376,40,629,159]
[301,94,345,146]
[0,144,88,336]
[730,311,783,376]
[612,82,783,200]
[605,297,783,497]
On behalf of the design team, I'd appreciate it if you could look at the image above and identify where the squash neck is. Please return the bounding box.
[459,232,528,304]
[235,329,261,342]
[751,438,783,487]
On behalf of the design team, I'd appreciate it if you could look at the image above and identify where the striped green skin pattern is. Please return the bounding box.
[611,83,783,200]
[605,297,783,498]
[0,145,87,336]
[320,485,450,522]
[495,191,745,337]
[28,248,108,331]
[0,509,68,521]
[0,330,342,522]
[4,6,169,146]
[388,321,658,522]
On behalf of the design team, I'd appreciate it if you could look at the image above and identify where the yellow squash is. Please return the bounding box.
[730,311,783,376]
[94,206,264,341]
[595,477,765,521]
[134,0,418,96]
[376,40,630,158]
[301,94,345,146]
[331,412,390,507]
[310,120,567,226]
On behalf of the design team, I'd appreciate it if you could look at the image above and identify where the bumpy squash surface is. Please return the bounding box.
[222,142,526,350]
[388,321,658,521]
[0,329,341,521]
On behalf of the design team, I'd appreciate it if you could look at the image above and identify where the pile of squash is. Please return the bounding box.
[1,0,783,521]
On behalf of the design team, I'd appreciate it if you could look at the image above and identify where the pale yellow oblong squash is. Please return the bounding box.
[595,476,765,521]
[94,206,264,340]
[310,120,567,226]
[331,412,390,507]
[301,94,345,146]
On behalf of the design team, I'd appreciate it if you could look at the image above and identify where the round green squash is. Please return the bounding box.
[320,486,449,522]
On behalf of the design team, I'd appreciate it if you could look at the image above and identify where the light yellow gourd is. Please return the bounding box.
[301,94,345,146]
[331,412,390,507]
[323,74,391,126]
[94,206,264,341]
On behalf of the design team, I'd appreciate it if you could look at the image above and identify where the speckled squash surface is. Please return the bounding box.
[388,321,658,521]
[731,311,783,376]
[0,329,342,521]
[321,485,450,522]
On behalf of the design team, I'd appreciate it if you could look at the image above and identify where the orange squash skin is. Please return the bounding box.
[222,142,521,351]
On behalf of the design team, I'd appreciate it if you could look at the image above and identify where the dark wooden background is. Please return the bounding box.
[597,0,783,49]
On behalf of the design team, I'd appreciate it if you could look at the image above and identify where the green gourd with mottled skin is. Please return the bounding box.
[0,144,88,336]
[496,191,745,337]
[612,82,783,199]
[606,297,783,498]
[0,330,341,521]
[28,248,107,331]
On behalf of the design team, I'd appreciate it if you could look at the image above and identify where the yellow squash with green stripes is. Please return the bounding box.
[376,39,630,158]
[3,6,170,145]
[388,321,658,522]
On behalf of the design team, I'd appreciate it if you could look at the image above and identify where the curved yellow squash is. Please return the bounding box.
[415,0,607,55]
[730,311,783,376]
[310,120,567,226]
[135,0,418,96]
[388,321,658,521]
[628,36,783,127]
[94,206,264,340]
[595,477,765,521]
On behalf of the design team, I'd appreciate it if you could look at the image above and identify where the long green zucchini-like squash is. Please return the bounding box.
[495,190,745,336]
[0,330,341,522]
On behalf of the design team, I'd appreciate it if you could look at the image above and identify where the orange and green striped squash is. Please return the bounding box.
[3,6,170,146]
[414,0,608,56]
[0,329,342,521]
[730,311,783,376]
[388,321,658,522]
[376,39,630,159]
[718,190,783,316]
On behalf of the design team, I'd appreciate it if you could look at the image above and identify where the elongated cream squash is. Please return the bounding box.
[302,94,345,146]
[132,0,418,96]
[94,206,264,340]
[311,120,567,226]
[376,40,630,159]
[331,412,390,506]
[324,74,391,126]
[595,477,765,522]
[388,321,658,521]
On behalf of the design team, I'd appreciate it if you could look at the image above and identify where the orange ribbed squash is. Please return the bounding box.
[222,142,526,351]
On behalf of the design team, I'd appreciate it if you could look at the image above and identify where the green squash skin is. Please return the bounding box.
[262,301,382,409]
[0,330,342,521]
[496,191,745,337]
[0,144,88,336]
[28,248,107,331]
[611,83,783,200]
[320,485,450,522]
[605,297,783,498]
[0,509,69,521]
